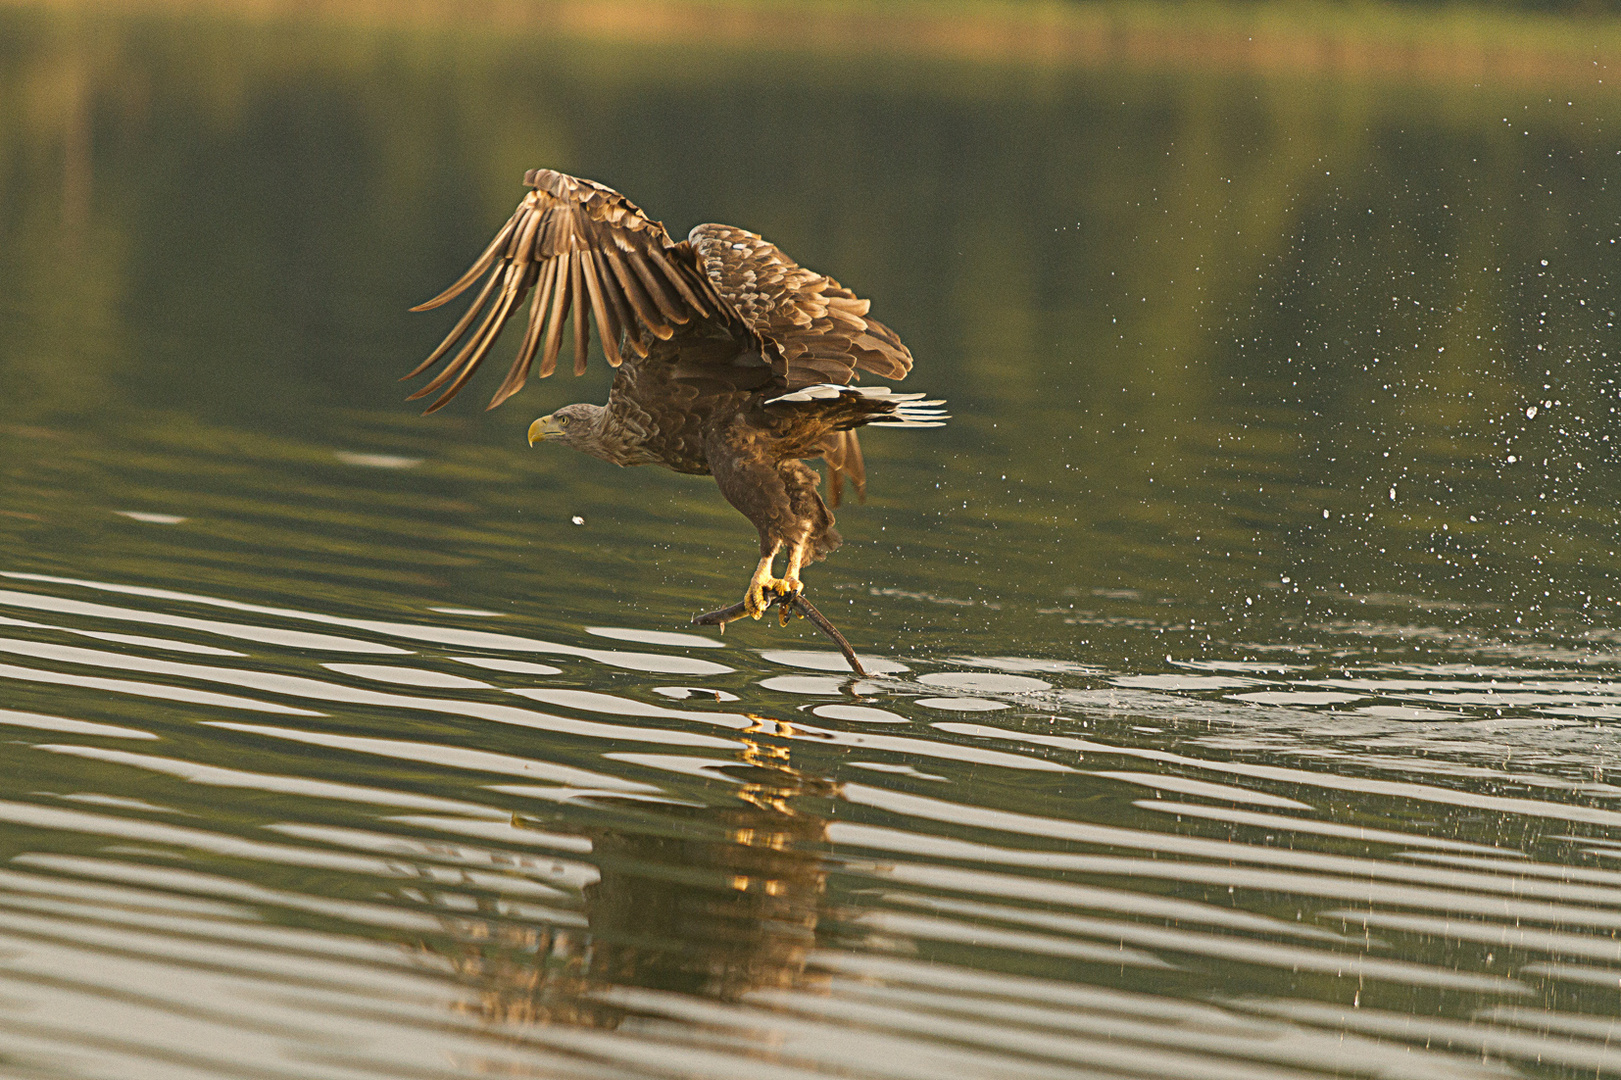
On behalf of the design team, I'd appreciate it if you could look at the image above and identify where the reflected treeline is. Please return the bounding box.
[0,10,132,421]
[2,4,1616,426]
[425,740,832,1029]
[2,2,1619,638]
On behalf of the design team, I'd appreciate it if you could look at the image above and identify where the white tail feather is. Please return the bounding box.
[766,383,938,403]
[764,383,949,429]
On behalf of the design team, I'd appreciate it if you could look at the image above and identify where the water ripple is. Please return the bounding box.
[2,571,1618,1079]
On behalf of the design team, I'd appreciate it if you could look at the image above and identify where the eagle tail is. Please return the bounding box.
[766,383,950,429]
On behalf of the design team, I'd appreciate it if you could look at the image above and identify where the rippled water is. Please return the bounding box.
[4,4,1621,1078]
[6,571,1621,1080]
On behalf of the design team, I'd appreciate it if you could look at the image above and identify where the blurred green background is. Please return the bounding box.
[1,0,1618,662]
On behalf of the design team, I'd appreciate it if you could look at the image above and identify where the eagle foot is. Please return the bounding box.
[745,577,799,621]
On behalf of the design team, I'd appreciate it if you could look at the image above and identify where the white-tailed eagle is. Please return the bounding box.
[406,169,946,624]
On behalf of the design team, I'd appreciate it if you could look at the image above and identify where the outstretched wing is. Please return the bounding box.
[689,224,913,388]
[406,169,749,413]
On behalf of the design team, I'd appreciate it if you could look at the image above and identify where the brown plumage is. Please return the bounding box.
[407,169,946,620]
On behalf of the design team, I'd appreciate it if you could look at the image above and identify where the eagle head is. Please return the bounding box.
[528,403,606,449]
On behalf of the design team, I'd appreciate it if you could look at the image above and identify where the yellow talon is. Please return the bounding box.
[743,547,803,624]
[743,575,801,622]
[744,581,769,620]
[775,576,802,626]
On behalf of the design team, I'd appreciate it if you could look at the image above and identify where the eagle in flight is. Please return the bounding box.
[406,169,946,624]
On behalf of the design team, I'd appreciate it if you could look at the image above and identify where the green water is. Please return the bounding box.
[2,6,1621,1078]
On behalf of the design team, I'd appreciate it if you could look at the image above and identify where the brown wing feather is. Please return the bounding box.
[689,224,914,389]
[407,169,747,413]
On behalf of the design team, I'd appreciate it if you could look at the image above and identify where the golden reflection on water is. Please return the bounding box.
[437,746,832,1031]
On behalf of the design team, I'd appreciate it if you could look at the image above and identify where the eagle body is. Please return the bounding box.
[407,169,946,620]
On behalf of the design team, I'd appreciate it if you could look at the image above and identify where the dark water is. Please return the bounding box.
[3,5,1621,1077]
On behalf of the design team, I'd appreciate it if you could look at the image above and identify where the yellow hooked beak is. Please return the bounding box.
[527,415,563,446]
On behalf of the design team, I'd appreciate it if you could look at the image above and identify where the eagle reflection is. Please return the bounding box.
[425,739,835,1029]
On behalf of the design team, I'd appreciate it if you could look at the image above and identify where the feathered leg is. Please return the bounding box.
[706,422,843,621]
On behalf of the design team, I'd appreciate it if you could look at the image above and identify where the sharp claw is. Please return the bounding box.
[743,574,804,625]
[745,582,768,620]
[776,580,803,626]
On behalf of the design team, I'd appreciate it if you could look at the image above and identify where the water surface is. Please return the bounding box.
[2,5,1621,1078]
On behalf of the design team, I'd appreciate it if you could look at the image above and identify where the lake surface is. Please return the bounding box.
[3,4,1621,1077]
